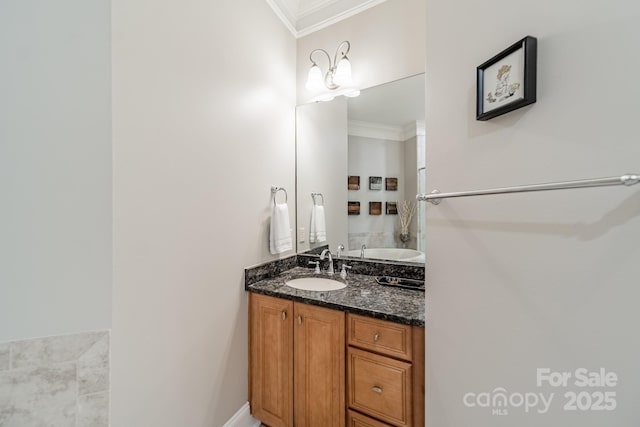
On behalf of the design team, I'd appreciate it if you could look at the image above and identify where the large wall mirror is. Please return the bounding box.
[296,73,425,266]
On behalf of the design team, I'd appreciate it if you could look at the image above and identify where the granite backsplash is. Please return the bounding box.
[245,253,424,288]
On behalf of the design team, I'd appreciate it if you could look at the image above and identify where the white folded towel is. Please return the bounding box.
[270,201,292,254]
[309,205,326,243]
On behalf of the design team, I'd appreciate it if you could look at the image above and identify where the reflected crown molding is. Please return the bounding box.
[348,120,424,141]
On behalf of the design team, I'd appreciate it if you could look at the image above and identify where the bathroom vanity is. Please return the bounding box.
[246,259,425,427]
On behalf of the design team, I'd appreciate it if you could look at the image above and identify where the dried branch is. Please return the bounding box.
[399,200,416,233]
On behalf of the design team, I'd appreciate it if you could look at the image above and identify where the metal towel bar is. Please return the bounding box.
[417,173,640,205]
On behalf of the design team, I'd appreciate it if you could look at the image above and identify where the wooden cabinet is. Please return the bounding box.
[347,314,424,427]
[348,409,395,427]
[249,293,345,427]
[249,294,424,427]
[249,293,294,427]
[294,301,345,427]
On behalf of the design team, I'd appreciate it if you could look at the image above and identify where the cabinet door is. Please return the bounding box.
[294,303,345,427]
[249,293,294,427]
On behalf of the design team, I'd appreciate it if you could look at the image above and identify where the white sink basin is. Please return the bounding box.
[285,277,346,291]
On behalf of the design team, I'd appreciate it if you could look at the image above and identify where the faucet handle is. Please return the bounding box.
[340,263,352,279]
[308,261,321,274]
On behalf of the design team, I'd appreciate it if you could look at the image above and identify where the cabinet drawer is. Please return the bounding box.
[347,347,412,427]
[347,314,413,361]
[348,409,394,427]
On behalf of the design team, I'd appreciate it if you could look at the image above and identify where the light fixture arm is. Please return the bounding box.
[332,41,350,68]
[308,41,351,91]
[309,48,331,67]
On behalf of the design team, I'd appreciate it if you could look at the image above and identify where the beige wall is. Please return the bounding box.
[111,0,296,424]
[296,0,426,104]
[426,0,640,425]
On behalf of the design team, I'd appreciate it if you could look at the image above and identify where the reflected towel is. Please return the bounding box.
[309,205,326,243]
[270,202,292,254]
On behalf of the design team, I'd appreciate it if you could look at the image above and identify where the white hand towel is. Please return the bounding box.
[270,202,292,254]
[309,205,326,243]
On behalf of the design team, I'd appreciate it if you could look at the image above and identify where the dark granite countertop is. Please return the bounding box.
[246,266,425,327]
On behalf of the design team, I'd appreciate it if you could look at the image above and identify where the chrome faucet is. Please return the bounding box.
[320,249,334,275]
[360,243,367,259]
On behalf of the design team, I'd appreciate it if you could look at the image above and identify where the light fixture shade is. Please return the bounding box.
[333,57,352,86]
[306,64,324,91]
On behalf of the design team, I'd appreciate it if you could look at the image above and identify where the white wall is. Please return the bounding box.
[111,0,296,425]
[296,0,426,104]
[348,135,408,249]
[296,99,348,253]
[426,0,640,425]
[0,0,112,341]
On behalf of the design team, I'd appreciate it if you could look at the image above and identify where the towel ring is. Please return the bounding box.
[311,192,324,206]
[271,186,288,205]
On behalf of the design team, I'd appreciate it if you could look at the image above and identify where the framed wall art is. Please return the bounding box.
[385,177,398,191]
[348,175,360,190]
[476,36,537,121]
[386,202,398,215]
[348,201,360,215]
[369,176,382,190]
[369,202,382,215]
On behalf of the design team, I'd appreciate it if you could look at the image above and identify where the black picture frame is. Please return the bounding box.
[385,177,398,191]
[369,202,382,215]
[369,176,382,190]
[348,175,360,190]
[386,202,398,215]
[476,36,537,121]
[348,201,360,215]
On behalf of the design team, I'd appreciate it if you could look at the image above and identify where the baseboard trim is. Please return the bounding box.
[222,402,261,427]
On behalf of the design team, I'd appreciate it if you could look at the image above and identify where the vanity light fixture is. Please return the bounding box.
[306,41,359,99]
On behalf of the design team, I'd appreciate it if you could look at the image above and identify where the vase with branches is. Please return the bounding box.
[398,200,416,247]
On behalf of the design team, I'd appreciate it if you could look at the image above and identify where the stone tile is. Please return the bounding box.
[78,334,109,395]
[0,343,9,371]
[0,363,77,426]
[244,255,297,287]
[78,367,109,396]
[77,392,109,427]
[11,331,107,369]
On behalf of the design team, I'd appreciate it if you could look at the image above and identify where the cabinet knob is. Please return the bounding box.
[373,333,380,342]
[282,311,287,320]
[297,315,302,325]
[372,386,383,394]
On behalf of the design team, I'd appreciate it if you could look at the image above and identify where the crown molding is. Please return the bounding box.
[295,0,388,38]
[265,0,388,38]
[348,120,425,141]
[297,0,340,18]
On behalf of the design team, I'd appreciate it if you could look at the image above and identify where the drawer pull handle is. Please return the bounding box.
[372,386,383,394]
[282,311,287,320]
[373,333,380,342]
[298,315,302,325]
